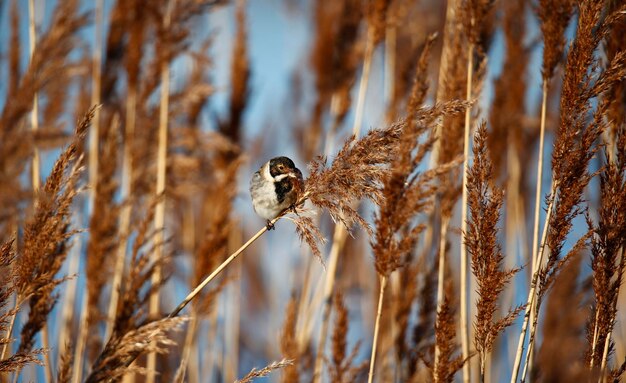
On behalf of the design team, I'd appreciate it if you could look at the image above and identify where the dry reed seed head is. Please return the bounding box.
[331,291,349,374]
[280,297,300,383]
[538,0,576,81]
[372,101,466,277]
[367,0,391,45]
[536,254,591,382]
[86,119,121,356]
[466,122,523,360]
[433,283,466,383]
[586,142,626,367]
[85,316,188,383]
[393,262,419,364]
[57,342,74,383]
[12,107,95,355]
[488,0,529,177]
[0,348,46,373]
[460,0,495,46]
[304,122,403,235]
[236,359,295,383]
[407,257,438,378]
[220,0,250,144]
[542,1,626,293]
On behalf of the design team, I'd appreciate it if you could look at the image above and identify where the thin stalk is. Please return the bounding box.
[204,299,220,381]
[146,1,173,380]
[89,0,102,205]
[168,220,276,319]
[384,22,396,123]
[295,249,316,348]
[598,247,625,383]
[28,2,50,380]
[599,332,611,383]
[352,30,375,136]
[510,184,556,383]
[57,240,80,372]
[28,0,40,193]
[224,227,242,383]
[368,275,388,383]
[591,309,601,369]
[75,0,102,378]
[312,22,375,381]
[312,225,348,383]
[0,296,19,360]
[527,80,548,374]
[434,217,450,383]
[173,316,198,383]
[71,293,88,383]
[460,42,474,383]
[104,85,137,342]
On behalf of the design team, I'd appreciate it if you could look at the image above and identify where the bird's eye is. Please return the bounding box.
[278,164,284,170]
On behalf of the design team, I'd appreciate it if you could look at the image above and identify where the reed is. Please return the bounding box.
[1,1,626,382]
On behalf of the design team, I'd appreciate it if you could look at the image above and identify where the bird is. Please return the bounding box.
[250,156,304,230]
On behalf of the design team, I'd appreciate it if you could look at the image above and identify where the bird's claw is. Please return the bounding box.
[266,220,275,231]
[289,204,299,216]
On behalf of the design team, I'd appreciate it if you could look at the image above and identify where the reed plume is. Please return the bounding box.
[466,122,523,380]
[236,359,294,383]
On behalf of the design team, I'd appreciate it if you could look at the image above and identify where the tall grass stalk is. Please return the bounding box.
[104,87,137,342]
[510,185,556,382]
[367,275,387,383]
[526,80,549,377]
[146,1,174,380]
[460,41,474,383]
[27,1,51,380]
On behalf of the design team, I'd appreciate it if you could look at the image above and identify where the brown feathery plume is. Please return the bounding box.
[457,1,496,380]
[0,0,87,242]
[0,349,46,373]
[586,126,626,373]
[605,0,626,147]
[368,91,466,382]
[281,297,300,383]
[104,0,148,343]
[296,121,403,262]
[538,0,575,82]
[407,255,438,380]
[372,104,464,279]
[433,281,466,383]
[85,316,187,383]
[220,0,250,144]
[351,0,390,135]
[305,0,363,160]
[487,0,529,176]
[393,261,420,377]
[86,200,180,382]
[85,117,120,360]
[147,0,176,379]
[236,359,294,383]
[327,291,366,383]
[164,121,409,345]
[523,0,574,375]
[57,343,73,383]
[13,107,96,359]
[466,122,524,380]
[534,253,590,382]
[512,2,626,380]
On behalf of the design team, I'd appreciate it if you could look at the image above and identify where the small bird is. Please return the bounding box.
[250,156,303,230]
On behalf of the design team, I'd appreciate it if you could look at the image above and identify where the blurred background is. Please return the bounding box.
[0,0,624,382]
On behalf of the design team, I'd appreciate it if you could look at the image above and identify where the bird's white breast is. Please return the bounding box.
[250,163,283,220]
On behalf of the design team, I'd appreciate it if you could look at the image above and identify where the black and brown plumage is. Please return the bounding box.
[250,156,304,229]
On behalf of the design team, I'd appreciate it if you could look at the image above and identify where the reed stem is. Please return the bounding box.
[460,41,474,383]
[367,275,388,383]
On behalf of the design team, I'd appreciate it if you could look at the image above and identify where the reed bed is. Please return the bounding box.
[1,0,626,382]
